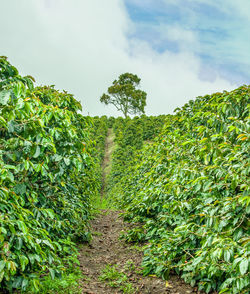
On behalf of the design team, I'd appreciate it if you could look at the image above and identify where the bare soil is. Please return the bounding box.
[79,210,202,294]
[101,128,114,196]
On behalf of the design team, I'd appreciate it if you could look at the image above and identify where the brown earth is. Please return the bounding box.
[78,210,202,294]
[101,128,115,196]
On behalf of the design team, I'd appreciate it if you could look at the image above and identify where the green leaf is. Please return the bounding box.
[7,120,15,133]
[0,115,7,126]
[32,279,40,291]
[64,157,70,166]
[24,160,30,170]
[24,102,34,114]
[33,163,41,172]
[0,260,6,272]
[46,209,55,219]
[16,220,28,234]
[219,288,230,294]
[239,259,248,275]
[0,270,4,283]
[49,268,55,279]
[43,239,55,250]
[224,250,231,262]
[33,146,41,158]
[21,278,29,290]
[53,154,63,162]
[16,237,23,250]
[203,181,212,192]
[0,227,7,235]
[7,171,14,182]
[38,119,44,127]
[0,90,11,105]
[14,183,26,195]
[19,255,29,271]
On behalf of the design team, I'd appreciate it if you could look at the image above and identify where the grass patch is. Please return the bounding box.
[92,231,103,237]
[91,193,117,212]
[25,269,82,294]
[24,252,83,294]
[99,264,136,294]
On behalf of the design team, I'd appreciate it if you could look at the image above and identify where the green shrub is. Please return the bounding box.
[121,86,250,293]
[0,57,98,292]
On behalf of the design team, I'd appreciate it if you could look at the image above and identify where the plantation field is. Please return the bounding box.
[0,58,249,293]
[117,86,250,293]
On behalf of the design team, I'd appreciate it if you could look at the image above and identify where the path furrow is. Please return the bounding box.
[79,129,201,294]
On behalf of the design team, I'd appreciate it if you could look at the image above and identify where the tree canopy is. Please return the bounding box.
[100,73,147,117]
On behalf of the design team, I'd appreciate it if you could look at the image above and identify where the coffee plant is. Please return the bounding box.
[90,116,109,162]
[106,115,167,204]
[0,57,99,292]
[120,86,250,293]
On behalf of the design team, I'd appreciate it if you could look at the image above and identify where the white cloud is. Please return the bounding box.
[0,0,236,117]
[153,24,200,53]
[126,40,233,114]
[126,0,250,84]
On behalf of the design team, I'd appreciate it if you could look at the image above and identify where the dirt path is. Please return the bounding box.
[79,211,200,294]
[101,128,114,196]
[78,129,200,293]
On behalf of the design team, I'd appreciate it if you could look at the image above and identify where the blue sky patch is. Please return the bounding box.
[124,0,250,85]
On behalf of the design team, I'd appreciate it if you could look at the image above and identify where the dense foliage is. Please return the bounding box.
[106,115,167,202]
[1,55,249,294]
[90,116,109,162]
[120,86,250,293]
[86,116,110,199]
[0,57,98,292]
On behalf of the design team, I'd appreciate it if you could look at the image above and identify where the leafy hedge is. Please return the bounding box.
[90,116,109,162]
[120,86,250,293]
[106,115,167,203]
[0,57,98,292]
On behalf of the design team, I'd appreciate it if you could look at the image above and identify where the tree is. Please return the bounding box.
[100,73,147,117]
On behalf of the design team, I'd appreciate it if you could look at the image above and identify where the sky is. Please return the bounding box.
[0,0,249,116]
